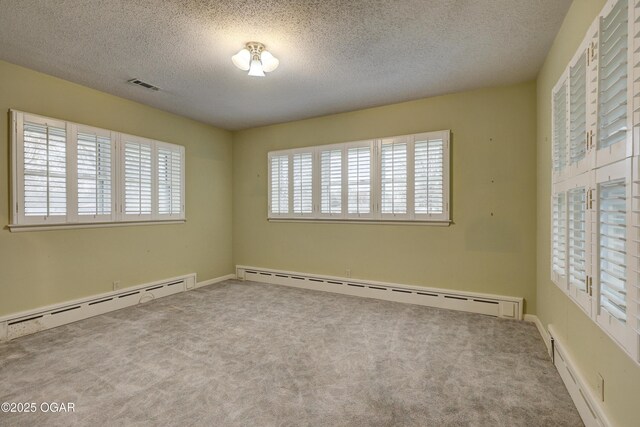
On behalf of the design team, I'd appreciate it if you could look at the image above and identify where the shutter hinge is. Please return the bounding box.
[587,276,593,297]
[587,188,594,209]
[587,46,590,66]
[586,130,594,151]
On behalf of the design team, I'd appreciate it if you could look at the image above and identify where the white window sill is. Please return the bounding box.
[7,220,186,233]
[267,218,452,226]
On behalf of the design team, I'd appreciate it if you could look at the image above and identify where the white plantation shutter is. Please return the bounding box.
[570,53,587,165]
[21,119,67,221]
[568,188,588,293]
[552,192,567,280]
[293,152,313,214]
[157,144,184,218]
[11,111,186,229]
[123,138,153,217]
[380,140,408,215]
[414,137,445,217]
[270,154,289,215]
[599,179,628,322]
[76,128,113,220]
[347,144,372,216]
[320,148,342,215]
[553,81,568,173]
[267,132,448,222]
[598,0,628,150]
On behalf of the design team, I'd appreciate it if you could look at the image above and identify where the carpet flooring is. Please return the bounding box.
[0,280,582,426]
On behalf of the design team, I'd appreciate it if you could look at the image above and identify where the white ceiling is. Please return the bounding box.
[0,0,571,130]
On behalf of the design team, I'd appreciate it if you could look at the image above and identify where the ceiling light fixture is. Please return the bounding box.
[232,42,279,77]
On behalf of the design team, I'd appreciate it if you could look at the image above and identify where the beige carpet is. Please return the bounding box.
[0,280,582,426]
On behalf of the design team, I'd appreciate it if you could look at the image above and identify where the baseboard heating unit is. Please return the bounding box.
[236,266,523,320]
[548,324,610,427]
[0,273,197,342]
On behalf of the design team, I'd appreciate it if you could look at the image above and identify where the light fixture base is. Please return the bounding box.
[246,42,265,57]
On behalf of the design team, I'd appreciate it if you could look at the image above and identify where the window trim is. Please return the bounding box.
[267,130,450,224]
[10,109,186,231]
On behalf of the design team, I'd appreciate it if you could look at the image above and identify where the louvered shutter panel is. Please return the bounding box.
[380,140,407,215]
[77,128,113,219]
[414,137,444,216]
[553,81,568,173]
[599,179,628,323]
[157,144,184,218]
[347,145,372,216]
[320,148,342,215]
[269,154,289,215]
[293,152,313,214]
[568,188,588,292]
[598,0,628,151]
[553,192,567,281]
[570,52,587,165]
[22,119,67,220]
[124,138,153,217]
[632,157,640,354]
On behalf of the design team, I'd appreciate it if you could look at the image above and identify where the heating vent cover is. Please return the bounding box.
[127,78,160,91]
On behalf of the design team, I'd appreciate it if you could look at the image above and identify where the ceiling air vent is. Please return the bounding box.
[127,78,160,91]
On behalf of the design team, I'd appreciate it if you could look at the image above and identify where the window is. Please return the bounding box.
[597,0,627,151]
[269,154,289,216]
[567,187,587,294]
[76,126,114,220]
[123,136,153,219]
[319,148,342,215]
[598,179,627,323]
[157,143,184,218]
[267,130,450,223]
[292,151,313,215]
[380,138,408,216]
[20,116,67,223]
[550,0,640,365]
[552,192,566,280]
[347,143,373,217]
[552,79,567,175]
[569,53,586,166]
[10,110,185,230]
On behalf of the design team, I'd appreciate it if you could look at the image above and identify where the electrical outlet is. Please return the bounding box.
[113,281,120,291]
[596,373,604,402]
[345,269,351,278]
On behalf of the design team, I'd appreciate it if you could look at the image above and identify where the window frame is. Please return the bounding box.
[267,130,450,224]
[549,0,640,366]
[10,110,186,231]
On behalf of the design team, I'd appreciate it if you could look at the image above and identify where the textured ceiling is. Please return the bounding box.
[0,0,571,130]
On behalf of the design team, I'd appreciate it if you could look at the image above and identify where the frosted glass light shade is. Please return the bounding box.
[261,50,279,72]
[248,58,265,77]
[231,49,251,71]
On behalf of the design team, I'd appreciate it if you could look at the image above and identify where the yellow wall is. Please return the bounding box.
[0,60,234,317]
[536,1,640,426]
[233,81,538,312]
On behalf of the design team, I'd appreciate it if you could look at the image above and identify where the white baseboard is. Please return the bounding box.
[524,314,551,357]
[0,272,235,342]
[236,265,523,320]
[196,274,236,289]
[546,324,611,427]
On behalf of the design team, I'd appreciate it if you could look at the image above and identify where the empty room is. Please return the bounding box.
[1,0,639,426]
